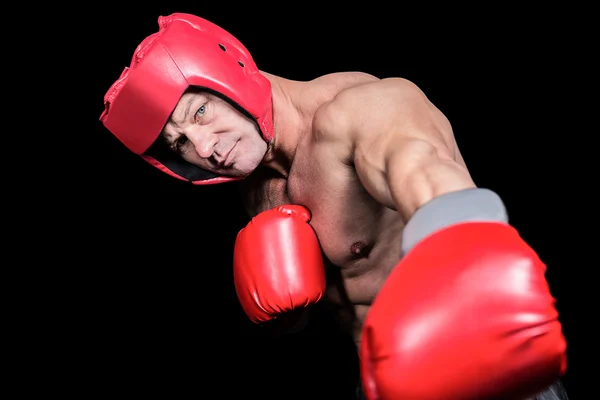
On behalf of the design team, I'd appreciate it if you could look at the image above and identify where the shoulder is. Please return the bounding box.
[309,71,380,89]
[310,74,377,131]
[309,77,435,159]
[312,77,414,136]
[331,77,425,107]
[313,77,432,137]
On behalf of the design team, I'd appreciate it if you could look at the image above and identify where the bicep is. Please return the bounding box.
[347,79,461,210]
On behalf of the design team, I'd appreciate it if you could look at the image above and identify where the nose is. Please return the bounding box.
[186,129,218,159]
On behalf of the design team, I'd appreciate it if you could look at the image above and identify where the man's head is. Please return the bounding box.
[100,13,273,184]
[157,87,268,178]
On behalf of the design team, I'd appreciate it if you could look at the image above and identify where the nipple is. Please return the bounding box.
[350,241,368,257]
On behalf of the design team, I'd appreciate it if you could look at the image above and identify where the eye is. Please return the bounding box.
[175,136,190,153]
[196,104,206,117]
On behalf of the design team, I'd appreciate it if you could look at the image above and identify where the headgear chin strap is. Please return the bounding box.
[100,13,274,185]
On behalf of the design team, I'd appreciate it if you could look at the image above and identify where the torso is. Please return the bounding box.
[239,73,415,343]
[287,152,405,341]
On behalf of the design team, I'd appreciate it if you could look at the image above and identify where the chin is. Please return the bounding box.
[236,166,258,178]
[222,167,250,179]
[234,158,262,177]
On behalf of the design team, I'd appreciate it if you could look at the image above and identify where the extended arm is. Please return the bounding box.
[312,78,566,400]
[316,77,476,222]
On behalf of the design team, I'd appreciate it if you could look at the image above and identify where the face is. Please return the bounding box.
[161,89,268,178]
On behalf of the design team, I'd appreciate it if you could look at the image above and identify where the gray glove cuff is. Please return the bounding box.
[402,188,508,254]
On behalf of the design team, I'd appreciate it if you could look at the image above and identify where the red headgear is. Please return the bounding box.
[100,13,273,185]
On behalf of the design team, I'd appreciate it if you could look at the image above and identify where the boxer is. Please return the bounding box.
[100,13,568,400]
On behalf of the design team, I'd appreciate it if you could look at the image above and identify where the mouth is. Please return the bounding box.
[220,142,237,168]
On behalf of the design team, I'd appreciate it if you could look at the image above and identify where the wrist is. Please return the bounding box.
[401,188,508,255]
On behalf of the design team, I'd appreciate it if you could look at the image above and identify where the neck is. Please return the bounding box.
[259,71,311,178]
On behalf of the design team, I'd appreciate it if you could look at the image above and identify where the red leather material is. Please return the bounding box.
[234,205,326,324]
[100,13,273,184]
[360,222,567,400]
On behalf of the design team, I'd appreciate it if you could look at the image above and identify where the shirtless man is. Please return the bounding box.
[100,13,568,400]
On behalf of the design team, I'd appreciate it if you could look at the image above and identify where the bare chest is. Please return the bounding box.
[285,162,404,306]
[241,156,405,341]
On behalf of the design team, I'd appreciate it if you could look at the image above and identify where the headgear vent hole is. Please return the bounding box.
[219,44,226,51]
[238,61,245,67]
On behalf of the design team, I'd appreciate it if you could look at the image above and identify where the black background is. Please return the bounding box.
[71,4,590,399]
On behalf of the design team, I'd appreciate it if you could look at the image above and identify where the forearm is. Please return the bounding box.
[385,139,477,223]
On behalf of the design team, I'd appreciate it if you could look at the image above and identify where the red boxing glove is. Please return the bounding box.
[233,205,326,324]
[360,191,567,400]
